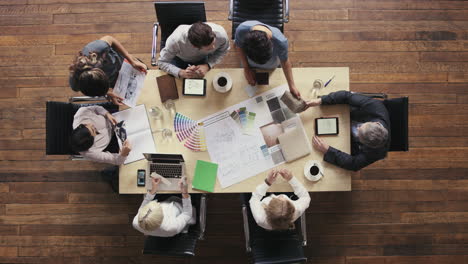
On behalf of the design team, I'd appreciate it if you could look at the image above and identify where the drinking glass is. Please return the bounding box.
[148,106,162,120]
[153,128,173,140]
[311,79,324,98]
[162,128,173,140]
[163,99,176,115]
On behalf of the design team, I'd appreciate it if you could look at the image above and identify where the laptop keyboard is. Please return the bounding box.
[150,164,182,178]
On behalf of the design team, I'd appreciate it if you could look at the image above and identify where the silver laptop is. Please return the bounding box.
[144,153,185,191]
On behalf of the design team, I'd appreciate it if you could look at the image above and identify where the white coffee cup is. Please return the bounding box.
[304,160,324,182]
[213,72,233,93]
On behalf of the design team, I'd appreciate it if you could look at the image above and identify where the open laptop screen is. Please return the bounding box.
[143,153,184,163]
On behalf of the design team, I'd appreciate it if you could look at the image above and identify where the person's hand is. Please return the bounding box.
[179,69,198,79]
[105,113,118,126]
[150,176,161,195]
[131,58,148,73]
[193,64,209,78]
[243,67,256,86]
[290,87,301,99]
[305,98,322,110]
[279,168,293,181]
[312,135,329,154]
[120,140,132,156]
[179,176,189,198]
[107,91,124,106]
[265,169,278,186]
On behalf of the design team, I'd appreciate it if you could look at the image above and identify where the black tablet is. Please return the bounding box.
[255,72,269,85]
[315,117,339,135]
[183,78,206,96]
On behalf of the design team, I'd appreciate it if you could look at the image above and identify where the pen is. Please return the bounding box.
[324,75,335,87]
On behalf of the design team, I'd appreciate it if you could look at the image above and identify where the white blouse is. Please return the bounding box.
[132,193,195,237]
[72,106,126,165]
[249,177,311,230]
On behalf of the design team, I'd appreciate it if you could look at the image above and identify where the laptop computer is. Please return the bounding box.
[144,153,185,191]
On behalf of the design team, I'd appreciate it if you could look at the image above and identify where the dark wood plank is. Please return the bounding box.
[0,257,79,264]
[20,225,138,236]
[349,10,468,21]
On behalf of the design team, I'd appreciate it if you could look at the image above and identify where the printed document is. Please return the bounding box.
[200,84,302,188]
[113,60,147,107]
[112,105,156,164]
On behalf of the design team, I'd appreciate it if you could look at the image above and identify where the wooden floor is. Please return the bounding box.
[1,0,468,263]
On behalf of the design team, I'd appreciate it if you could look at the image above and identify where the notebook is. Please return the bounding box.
[278,117,312,162]
[112,105,156,164]
[192,160,218,192]
[156,74,179,103]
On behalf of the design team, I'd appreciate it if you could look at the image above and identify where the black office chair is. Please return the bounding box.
[359,93,409,151]
[45,96,118,157]
[151,1,207,66]
[240,193,307,264]
[142,193,207,257]
[228,0,289,39]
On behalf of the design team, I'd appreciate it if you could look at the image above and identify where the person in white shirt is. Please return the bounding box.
[250,168,311,230]
[71,105,131,165]
[133,176,196,237]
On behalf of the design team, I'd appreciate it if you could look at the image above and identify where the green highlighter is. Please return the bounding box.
[192,160,218,193]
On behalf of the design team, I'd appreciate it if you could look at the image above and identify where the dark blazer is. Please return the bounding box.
[320,91,390,171]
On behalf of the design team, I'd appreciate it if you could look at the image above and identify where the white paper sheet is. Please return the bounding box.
[112,105,156,164]
[200,84,297,188]
[113,60,146,107]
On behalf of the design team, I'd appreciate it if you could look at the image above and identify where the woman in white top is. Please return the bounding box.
[133,177,196,237]
[250,168,311,230]
[71,105,131,165]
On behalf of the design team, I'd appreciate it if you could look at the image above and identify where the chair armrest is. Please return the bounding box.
[283,0,289,23]
[151,23,159,66]
[300,213,307,246]
[70,155,86,161]
[69,96,108,103]
[357,92,388,99]
[228,0,234,20]
[242,205,251,252]
[199,194,207,240]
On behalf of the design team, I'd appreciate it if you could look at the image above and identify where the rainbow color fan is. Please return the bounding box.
[174,112,207,152]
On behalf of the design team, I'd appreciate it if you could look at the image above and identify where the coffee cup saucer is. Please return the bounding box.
[213,72,233,93]
[304,160,324,182]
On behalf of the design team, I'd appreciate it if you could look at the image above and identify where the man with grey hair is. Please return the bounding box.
[306,90,390,171]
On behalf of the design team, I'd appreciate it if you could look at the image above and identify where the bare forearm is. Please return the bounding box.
[237,46,250,69]
[281,59,296,91]
[101,35,136,65]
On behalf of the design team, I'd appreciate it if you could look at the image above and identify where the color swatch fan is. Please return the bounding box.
[174,112,207,152]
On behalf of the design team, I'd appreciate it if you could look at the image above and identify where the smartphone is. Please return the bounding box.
[137,169,146,187]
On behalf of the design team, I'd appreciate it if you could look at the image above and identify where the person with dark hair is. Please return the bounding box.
[72,105,132,165]
[250,169,310,230]
[305,91,391,171]
[158,22,229,79]
[235,20,300,98]
[69,36,147,105]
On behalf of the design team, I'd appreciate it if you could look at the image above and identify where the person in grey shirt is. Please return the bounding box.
[157,22,230,79]
[235,20,301,99]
